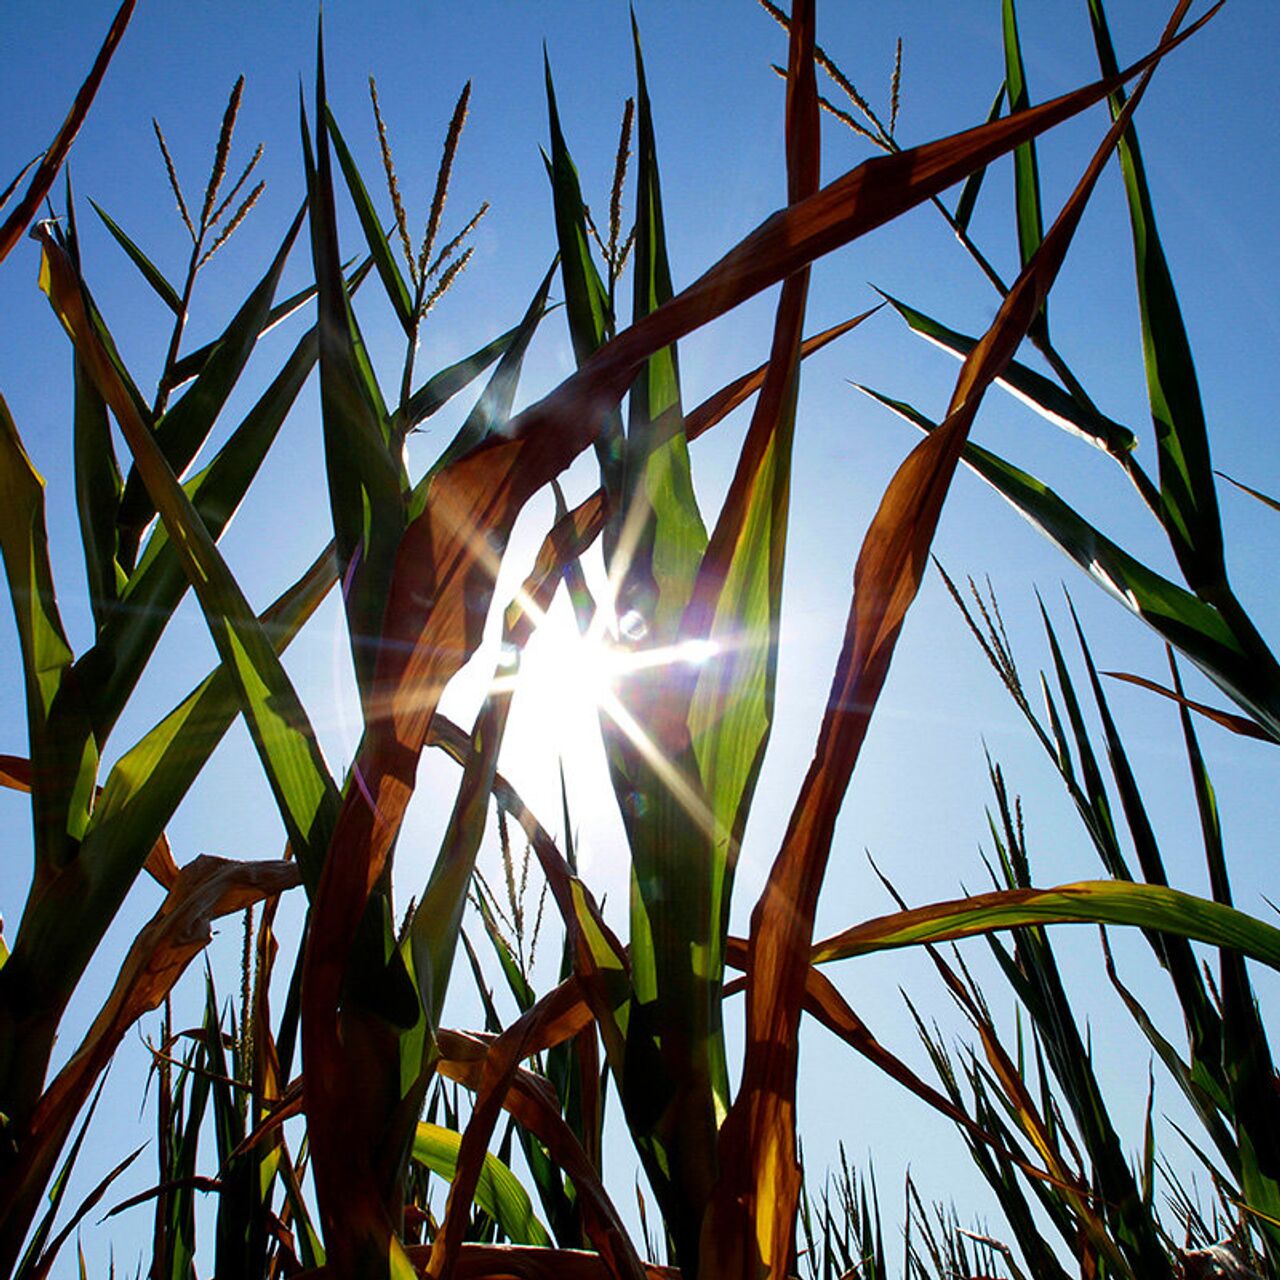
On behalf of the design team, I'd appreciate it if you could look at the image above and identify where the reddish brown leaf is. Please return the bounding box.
[432,983,642,1280]
[684,307,879,445]
[1103,669,1274,742]
[705,9,1194,1274]
[1,857,297,1255]
[0,1,137,263]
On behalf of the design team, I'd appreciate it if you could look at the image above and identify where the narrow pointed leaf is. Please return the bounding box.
[859,387,1279,739]
[543,56,623,511]
[0,396,94,873]
[88,200,182,314]
[1002,0,1045,271]
[403,312,552,436]
[1105,670,1272,741]
[326,109,414,331]
[619,15,707,643]
[813,880,1280,969]
[0,0,136,262]
[954,83,1006,232]
[1087,0,1224,592]
[82,321,320,742]
[878,290,1134,453]
[304,66,405,707]
[1218,471,1280,515]
[116,204,306,566]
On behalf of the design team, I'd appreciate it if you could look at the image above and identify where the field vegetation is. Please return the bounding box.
[1,2,1277,1277]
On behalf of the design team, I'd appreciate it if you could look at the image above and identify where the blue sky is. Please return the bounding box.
[3,1,1279,1273]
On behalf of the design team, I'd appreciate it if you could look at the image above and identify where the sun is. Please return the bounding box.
[489,593,722,858]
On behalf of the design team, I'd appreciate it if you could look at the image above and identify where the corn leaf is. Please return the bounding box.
[858,387,1280,740]
[1002,0,1045,272]
[303,49,405,707]
[116,205,307,569]
[0,396,94,873]
[402,317,543,435]
[877,289,1135,453]
[326,109,414,332]
[1087,0,1224,592]
[412,1123,551,1247]
[82,322,319,743]
[0,0,136,262]
[88,200,183,315]
[953,83,1006,233]
[814,880,1280,968]
[542,56,624,514]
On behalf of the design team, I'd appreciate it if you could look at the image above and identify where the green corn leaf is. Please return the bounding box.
[116,204,307,569]
[326,109,415,333]
[167,264,351,391]
[0,395,95,871]
[1087,0,1224,593]
[303,65,405,705]
[459,930,504,1034]
[542,55,623,513]
[1002,0,1045,273]
[65,182,126,634]
[88,199,183,314]
[619,13,707,643]
[858,386,1280,739]
[73,348,124,631]
[412,258,558,508]
[402,314,547,437]
[1067,600,1223,1060]
[81,322,319,744]
[1173,655,1280,1258]
[813,880,1280,970]
[954,83,1006,233]
[41,210,340,869]
[877,290,1135,453]
[1037,601,1127,877]
[412,1123,551,1247]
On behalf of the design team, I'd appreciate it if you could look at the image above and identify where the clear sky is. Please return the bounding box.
[2,1,1279,1274]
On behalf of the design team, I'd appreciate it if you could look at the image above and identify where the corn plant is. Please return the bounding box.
[7,3,1280,1279]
